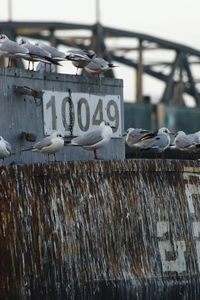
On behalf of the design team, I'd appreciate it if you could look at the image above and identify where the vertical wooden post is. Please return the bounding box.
[136,39,143,102]
[156,103,165,128]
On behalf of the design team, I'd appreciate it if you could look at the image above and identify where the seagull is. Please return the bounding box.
[123,128,157,157]
[174,131,198,151]
[0,34,29,67]
[66,49,96,75]
[0,136,12,160]
[35,42,67,62]
[147,127,175,158]
[173,131,200,159]
[23,131,64,161]
[18,38,61,70]
[84,57,117,77]
[172,130,200,159]
[65,121,115,160]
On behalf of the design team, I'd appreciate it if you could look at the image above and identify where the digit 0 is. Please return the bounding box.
[77,98,90,131]
[61,97,74,131]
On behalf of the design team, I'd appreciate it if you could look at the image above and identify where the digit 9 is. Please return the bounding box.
[106,100,119,132]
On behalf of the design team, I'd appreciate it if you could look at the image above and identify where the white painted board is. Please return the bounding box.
[43,91,122,137]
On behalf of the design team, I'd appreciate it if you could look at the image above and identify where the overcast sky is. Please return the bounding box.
[0,0,200,102]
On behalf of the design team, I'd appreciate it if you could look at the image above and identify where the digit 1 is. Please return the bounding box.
[46,95,57,130]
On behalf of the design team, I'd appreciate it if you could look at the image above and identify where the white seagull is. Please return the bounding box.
[66,121,115,160]
[0,136,12,160]
[147,127,175,157]
[0,34,29,67]
[18,38,61,70]
[35,42,67,62]
[23,131,64,161]
[66,49,96,75]
[124,128,157,148]
[174,130,200,150]
[123,128,157,157]
[84,57,117,77]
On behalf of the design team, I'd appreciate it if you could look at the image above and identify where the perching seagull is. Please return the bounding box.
[66,49,96,75]
[65,121,115,160]
[0,34,29,67]
[23,131,64,161]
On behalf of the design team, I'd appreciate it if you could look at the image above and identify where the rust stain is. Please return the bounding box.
[0,159,200,297]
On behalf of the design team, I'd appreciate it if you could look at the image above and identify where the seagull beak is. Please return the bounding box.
[123,132,127,136]
[169,132,176,135]
[111,125,116,129]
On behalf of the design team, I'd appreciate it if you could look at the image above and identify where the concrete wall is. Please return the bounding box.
[0,67,124,164]
[1,159,200,299]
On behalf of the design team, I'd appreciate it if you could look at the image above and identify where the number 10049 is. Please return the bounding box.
[43,91,122,137]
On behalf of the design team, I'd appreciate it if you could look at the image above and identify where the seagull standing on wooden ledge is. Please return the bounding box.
[18,38,61,71]
[65,121,115,160]
[84,57,117,77]
[146,127,175,158]
[66,49,96,75]
[123,128,157,157]
[0,34,29,67]
[23,131,64,161]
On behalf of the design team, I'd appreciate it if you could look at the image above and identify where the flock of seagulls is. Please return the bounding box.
[0,34,199,163]
[0,34,116,75]
[1,123,200,162]
[124,127,200,158]
[0,121,115,162]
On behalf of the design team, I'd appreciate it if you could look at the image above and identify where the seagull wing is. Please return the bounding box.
[5,141,11,153]
[34,136,52,150]
[71,129,103,146]
[2,40,28,54]
[149,134,169,149]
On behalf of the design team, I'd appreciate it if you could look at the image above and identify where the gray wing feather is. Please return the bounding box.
[5,141,11,153]
[2,41,28,54]
[149,134,169,148]
[71,129,103,146]
[176,135,194,148]
[127,129,148,143]
[34,136,52,149]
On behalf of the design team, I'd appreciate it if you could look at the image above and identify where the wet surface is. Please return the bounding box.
[1,159,200,299]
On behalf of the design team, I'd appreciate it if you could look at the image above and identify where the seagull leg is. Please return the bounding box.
[162,151,165,159]
[28,60,30,71]
[9,57,12,67]
[54,154,57,162]
[7,57,10,68]
[93,149,101,160]
[76,67,78,75]
[31,61,34,71]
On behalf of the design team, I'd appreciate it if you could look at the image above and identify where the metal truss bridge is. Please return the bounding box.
[1,21,200,106]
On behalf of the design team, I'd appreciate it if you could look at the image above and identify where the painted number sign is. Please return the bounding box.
[43,91,122,137]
